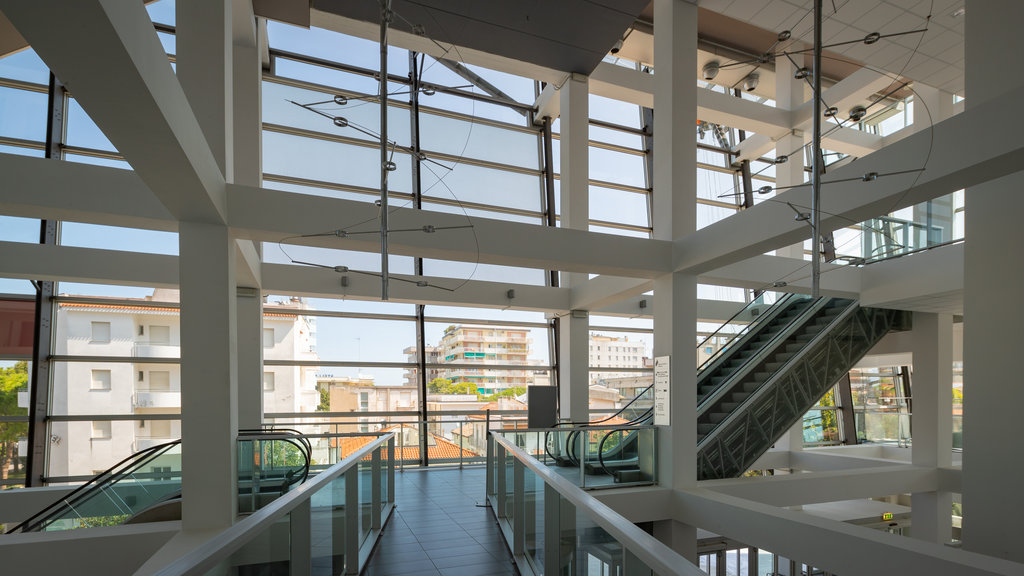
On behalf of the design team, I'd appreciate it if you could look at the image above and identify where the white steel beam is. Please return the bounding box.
[227,184,673,278]
[0,241,178,288]
[673,88,1024,275]
[674,488,1023,576]
[0,0,227,224]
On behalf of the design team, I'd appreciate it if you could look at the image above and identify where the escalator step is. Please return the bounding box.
[733,391,752,401]
[721,402,738,412]
[709,412,727,423]
[698,423,715,434]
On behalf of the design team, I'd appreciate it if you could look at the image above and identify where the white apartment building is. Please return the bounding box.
[47,291,320,478]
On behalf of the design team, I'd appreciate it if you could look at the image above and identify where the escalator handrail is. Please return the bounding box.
[697,299,860,449]
[238,428,312,487]
[697,296,833,419]
[567,409,652,466]
[697,293,807,382]
[596,417,651,477]
[697,293,796,373]
[544,384,653,462]
[6,439,182,534]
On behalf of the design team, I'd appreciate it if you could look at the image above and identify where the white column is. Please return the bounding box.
[961,0,1024,561]
[179,222,239,532]
[558,73,591,422]
[653,0,697,561]
[774,54,807,260]
[236,288,263,429]
[910,312,953,544]
[230,0,263,430]
[177,0,233,180]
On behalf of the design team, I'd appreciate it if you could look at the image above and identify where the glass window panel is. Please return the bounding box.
[588,94,641,128]
[697,147,730,168]
[51,362,180,416]
[262,244,415,275]
[588,225,649,238]
[589,124,643,149]
[60,223,179,255]
[295,316,414,362]
[156,31,176,56]
[262,131,412,193]
[262,80,411,147]
[421,258,546,286]
[424,320,549,366]
[425,305,549,324]
[419,91,528,125]
[419,111,538,169]
[420,161,541,212]
[697,167,739,202]
[0,86,47,142]
[262,179,384,203]
[272,59,401,97]
[66,98,117,151]
[588,147,646,188]
[47,418,181,478]
[0,360,30,488]
[267,295,415,316]
[697,203,736,229]
[268,22,408,76]
[0,49,49,84]
[697,284,746,302]
[421,201,542,224]
[146,0,176,26]
[589,315,653,331]
[589,186,648,228]
[0,144,44,157]
[0,216,41,243]
[62,154,132,170]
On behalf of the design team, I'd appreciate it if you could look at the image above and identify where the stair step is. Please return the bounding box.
[698,423,715,435]
[709,412,727,423]
[721,402,739,412]
[733,391,752,401]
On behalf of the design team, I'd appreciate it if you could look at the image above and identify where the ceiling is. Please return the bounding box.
[696,0,966,95]
[311,0,650,75]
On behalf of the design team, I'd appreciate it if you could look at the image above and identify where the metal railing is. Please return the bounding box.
[152,432,395,576]
[488,432,704,576]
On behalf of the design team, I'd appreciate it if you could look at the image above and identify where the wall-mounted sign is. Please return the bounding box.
[654,356,671,426]
[882,512,894,521]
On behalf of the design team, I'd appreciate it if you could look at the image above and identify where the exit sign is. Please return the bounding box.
[882,512,894,521]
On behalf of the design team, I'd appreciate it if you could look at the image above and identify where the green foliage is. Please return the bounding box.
[76,514,130,529]
[481,387,526,402]
[0,362,29,481]
[427,378,477,395]
[317,384,330,412]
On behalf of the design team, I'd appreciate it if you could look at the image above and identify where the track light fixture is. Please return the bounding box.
[794,67,810,80]
[743,73,759,92]
[824,106,839,117]
[702,61,720,81]
[778,30,792,42]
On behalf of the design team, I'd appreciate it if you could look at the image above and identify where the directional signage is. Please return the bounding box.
[654,356,671,426]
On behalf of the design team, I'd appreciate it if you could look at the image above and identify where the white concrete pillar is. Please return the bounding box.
[774,54,807,260]
[653,0,698,561]
[236,288,263,429]
[176,0,233,180]
[230,0,260,188]
[557,73,591,422]
[961,0,1024,561]
[910,312,953,544]
[179,222,239,532]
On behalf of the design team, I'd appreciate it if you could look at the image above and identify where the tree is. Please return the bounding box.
[316,384,330,412]
[482,387,526,402]
[0,362,29,483]
[427,378,477,395]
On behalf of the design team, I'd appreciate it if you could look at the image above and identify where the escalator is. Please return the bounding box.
[581,296,909,482]
[6,429,311,533]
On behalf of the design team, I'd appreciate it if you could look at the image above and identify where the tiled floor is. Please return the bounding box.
[363,467,520,576]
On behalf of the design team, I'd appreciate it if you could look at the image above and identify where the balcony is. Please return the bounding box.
[133,390,181,409]
[133,341,179,359]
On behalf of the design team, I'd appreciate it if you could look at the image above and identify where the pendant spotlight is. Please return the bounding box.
[743,73,760,92]
[702,61,720,81]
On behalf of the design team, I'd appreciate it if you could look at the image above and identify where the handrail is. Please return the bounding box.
[6,439,181,534]
[697,297,832,418]
[697,293,779,365]
[697,293,804,379]
[698,300,860,449]
[491,432,705,576]
[153,431,395,576]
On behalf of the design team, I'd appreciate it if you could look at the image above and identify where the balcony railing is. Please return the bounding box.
[132,341,179,359]
[133,391,181,409]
